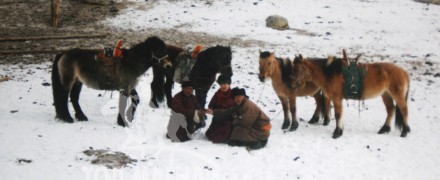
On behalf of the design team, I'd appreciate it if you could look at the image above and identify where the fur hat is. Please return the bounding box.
[231,87,247,98]
[181,81,194,88]
[216,75,231,85]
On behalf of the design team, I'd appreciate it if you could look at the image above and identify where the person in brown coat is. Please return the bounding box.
[205,75,235,143]
[206,87,271,150]
[167,81,204,142]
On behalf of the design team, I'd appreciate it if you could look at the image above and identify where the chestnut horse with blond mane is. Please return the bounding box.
[258,51,330,131]
[291,50,410,138]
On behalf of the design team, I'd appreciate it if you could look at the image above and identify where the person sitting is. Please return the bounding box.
[205,75,235,143]
[206,88,271,150]
[166,81,204,142]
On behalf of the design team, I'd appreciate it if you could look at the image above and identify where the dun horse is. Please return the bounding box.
[51,36,168,127]
[291,50,410,138]
[258,51,330,131]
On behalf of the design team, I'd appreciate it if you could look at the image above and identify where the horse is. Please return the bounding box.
[258,51,330,131]
[51,36,169,127]
[150,44,183,108]
[290,50,410,138]
[189,45,233,109]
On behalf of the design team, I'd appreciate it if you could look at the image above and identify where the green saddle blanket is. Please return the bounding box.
[342,63,366,99]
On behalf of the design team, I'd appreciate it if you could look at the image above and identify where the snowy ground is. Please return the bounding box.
[1,0,440,179]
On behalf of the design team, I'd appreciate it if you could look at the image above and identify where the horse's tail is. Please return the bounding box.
[51,53,64,115]
[395,80,410,130]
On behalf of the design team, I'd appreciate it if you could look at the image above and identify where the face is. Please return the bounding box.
[183,86,194,96]
[219,83,230,92]
[290,58,309,90]
[234,95,245,105]
[258,55,274,82]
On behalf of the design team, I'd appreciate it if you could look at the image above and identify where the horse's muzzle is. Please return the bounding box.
[259,76,265,82]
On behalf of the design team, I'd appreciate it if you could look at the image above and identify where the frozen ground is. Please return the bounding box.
[1,0,439,179]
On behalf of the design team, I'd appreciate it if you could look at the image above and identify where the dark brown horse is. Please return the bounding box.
[258,51,330,131]
[51,36,168,127]
[291,50,410,138]
[150,44,183,108]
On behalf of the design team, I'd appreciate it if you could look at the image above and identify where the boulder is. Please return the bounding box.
[266,15,289,30]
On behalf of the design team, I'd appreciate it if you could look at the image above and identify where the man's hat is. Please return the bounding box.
[181,81,194,88]
[231,87,247,98]
[216,75,231,85]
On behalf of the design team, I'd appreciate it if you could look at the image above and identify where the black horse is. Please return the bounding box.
[150,45,233,110]
[51,36,168,127]
[150,44,184,108]
[190,45,233,109]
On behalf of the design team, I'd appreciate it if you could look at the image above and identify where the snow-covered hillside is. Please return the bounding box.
[1,0,439,179]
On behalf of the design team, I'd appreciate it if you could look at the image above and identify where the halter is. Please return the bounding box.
[152,53,169,62]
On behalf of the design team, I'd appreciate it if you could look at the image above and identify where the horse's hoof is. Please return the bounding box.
[323,119,330,126]
[400,126,411,137]
[332,128,343,139]
[149,100,159,108]
[308,116,319,124]
[117,116,126,127]
[281,121,290,130]
[378,125,391,134]
[56,115,74,123]
[75,113,88,121]
[289,122,299,131]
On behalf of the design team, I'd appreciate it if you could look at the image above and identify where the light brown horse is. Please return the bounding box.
[291,50,410,138]
[258,51,330,131]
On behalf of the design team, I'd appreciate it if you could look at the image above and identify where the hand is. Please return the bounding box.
[205,108,213,115]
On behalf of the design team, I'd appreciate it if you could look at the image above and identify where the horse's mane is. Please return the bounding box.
[300,57,343,79]
[276,57,293,87]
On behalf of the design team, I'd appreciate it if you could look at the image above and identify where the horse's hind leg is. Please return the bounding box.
[70,82,88,121]
[278,96,291,130]
[378,93,394,134]
[395,96,410,137]
[332,98,344,138]
[117,89,130,127]
[126,89,140,123]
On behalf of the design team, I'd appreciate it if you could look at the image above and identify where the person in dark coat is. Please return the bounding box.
[166,81,204,142]
[206,88,271,150]
[205,75,235,143]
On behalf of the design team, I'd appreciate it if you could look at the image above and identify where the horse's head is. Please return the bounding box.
[290,54,311,90]
[258,51,276,82]
[342,49,362,66]
[144,36,169,65]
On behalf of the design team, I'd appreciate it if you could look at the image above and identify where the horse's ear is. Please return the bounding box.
[294,54,303,64]
[270,51,275,57]
[342,49,348,65]
[355,53,363,62]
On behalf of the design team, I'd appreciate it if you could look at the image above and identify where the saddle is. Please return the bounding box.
[95,39,124,65]
[342,58,366,99]
[94,39,124,89]
[173,45,204,83]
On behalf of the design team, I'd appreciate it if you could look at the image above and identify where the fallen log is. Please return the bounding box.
[0,34,108,42]
[0,76,11,83]
[0,49,100,55]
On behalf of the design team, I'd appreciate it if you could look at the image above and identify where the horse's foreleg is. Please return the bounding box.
[195,88,208,110]
[309,92,322,124]
[288,96,299,131]
[70,82,88,121]
[150,68,165,108]
[126,89,140,123]
[278,96,291,130]
[164,77,174,108]
[117,90,130,127]
[323,95,331,126]
[378,93,394,134]
[332,98,344,138]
